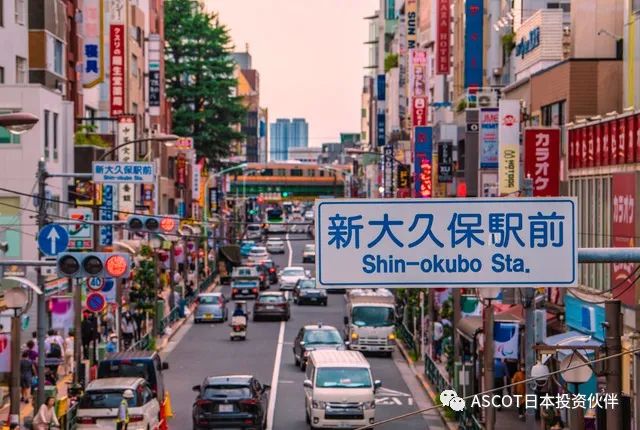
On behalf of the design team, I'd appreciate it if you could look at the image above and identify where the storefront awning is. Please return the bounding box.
[543,330,603,359]
[457,316,482,341]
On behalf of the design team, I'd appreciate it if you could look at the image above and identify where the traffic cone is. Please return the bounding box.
[164,391,174,419]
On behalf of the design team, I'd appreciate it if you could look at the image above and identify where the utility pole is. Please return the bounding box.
[452,289,461,367]
[73,278,82,384]
[35,160,47,409]
[483,299,495,430]
[605,299,623,430]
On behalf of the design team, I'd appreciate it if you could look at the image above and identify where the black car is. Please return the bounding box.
[292,324,344,370]
[293,278,327,306]
[254,264,269,290]
[192,375,270,430]
[260,260,278,284]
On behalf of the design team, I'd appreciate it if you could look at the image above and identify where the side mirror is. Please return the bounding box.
[192,385,200,392]
[162,362,169,371]
[344,341,350,348]
[303,379,313,389]
[343,316,349,325]
[374,380,382,392]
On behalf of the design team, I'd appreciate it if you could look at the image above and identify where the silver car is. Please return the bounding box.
[194,293,228,323]
[266,238,286,254]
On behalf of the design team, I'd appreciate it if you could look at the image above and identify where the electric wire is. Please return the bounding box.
[355,346,640,430]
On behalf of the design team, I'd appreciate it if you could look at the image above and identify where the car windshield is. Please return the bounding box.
[352,306,395,327]
[235,268,254,276]
[268,240,283,245]
[247,225,260,231]
[258,295,285,303]
[250,247,266,254]
[241,241,255,247]
[199,296,222,305]
[235,281,258,288]
[283,269,304,277]
[80,390,137,409]
[99,362,150,381]
[298,280,316,289]
[315,368,372,389]
[303,329,342,345]
[262,261,274,268]
[203,385,251,399]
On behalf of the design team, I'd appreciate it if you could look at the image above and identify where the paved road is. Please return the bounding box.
[163,228,439,429]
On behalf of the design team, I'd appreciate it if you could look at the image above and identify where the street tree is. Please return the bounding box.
[165,0,245,160]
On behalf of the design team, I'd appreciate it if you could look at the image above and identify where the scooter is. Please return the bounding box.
[230,301,249,341]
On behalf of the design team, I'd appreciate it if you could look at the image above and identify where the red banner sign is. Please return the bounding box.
[109,24,125,116]
[176,153,187,187]
[412,96,428,126]
[436,0,451,75]
[611,172,638,307]
[569,112,640,169]
[524,128,560,196]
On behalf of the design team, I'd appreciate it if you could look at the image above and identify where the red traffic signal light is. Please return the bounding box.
[56,252,132,278]
[127,215,178,234]
[159,217,176,233]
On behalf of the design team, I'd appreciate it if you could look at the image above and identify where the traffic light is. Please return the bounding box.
[281,191,289,198]
[126,215,178,235]
[56,252,132,278]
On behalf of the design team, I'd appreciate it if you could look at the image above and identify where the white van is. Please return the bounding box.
[303,350,380,429]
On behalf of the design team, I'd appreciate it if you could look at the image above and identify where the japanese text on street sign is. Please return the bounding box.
[315,198,576,287]
[92,162,155,184]
[82,0,104,88]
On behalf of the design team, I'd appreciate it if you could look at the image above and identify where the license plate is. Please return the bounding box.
[310,297,318,301]
[205,314,213,318]
[219,404,233,412]
[242,289,249,294]
[265,305,274,309]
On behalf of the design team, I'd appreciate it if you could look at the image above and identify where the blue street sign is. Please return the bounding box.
[86,292,106,313]
[37,224,69,256]
[87,277,105,291]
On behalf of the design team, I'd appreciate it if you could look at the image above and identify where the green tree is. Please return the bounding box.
[165,0,245,160]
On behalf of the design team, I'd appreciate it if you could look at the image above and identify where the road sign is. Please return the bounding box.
[86,277,105,291]
[37,224,69,256]
[92,161,155,184]
[67,208,93,250]
[86,292,106,313]
[102,278,116,303]
[315,198,576,288]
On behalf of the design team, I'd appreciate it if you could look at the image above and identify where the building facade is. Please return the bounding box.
[269,117,308,160]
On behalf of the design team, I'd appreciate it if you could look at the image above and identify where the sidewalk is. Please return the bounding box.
[396,340,525,430]
[0,276,218,426]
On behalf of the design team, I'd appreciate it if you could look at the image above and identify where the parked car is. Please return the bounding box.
[253,291,291,321]
[293,278,327,306]
[192,375,270,430]
[246,223,262,240]
[247,246,269,263]
[302,244,316,263]
[97,350,169,403]
[194,293,228,323]
[231,280,260,300]
[279,266,309,290]
[240,241,256,257]
[260,260,279,284]
[266,238,285,254]
[293,324,344,370]
[76,377,161,429]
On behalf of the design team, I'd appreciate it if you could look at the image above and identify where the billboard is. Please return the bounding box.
[409,50,427,98]
[82,0,104,88]
[479,108,499,168]
[412,96,428,126]
[436,0,451,75]
[414,127,433,198]
[464,0,484,88]
[611,172,638,307]
[437,141,453,183]
[524,128,560,196]
[406,0,417,49]
[116,117,135,217]
[498,100,520,195]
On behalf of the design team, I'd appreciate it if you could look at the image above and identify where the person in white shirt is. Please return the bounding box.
[433,318,444,362]
[44,329,65,356]
[63,330,74,375]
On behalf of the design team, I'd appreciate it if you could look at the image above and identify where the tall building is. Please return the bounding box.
[233,50,265,162]
[269,118,309,160]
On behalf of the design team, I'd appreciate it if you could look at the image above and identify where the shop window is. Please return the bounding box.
[541,101,565,127]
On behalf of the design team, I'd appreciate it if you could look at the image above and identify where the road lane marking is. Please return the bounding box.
[266,232,292,430]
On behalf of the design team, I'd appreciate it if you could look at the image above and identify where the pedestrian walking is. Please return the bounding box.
[511,363,527,418]
[121,312,136,349]
[102,308,115,341]
[432,317,444,362]
[32,396,60,430]
[494,358,509,407]
[24,340,38,363]
[133,308,144,341]
[20,351,34,404]
[116,389,134,430]
[63,330,74,375]
[46,339,62,381]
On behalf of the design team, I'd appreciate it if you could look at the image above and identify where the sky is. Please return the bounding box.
[204,0,379,147]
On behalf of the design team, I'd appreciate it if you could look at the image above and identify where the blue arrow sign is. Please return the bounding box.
[37,224,69,256]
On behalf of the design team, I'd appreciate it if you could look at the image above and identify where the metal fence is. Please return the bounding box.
[396,322,417,352]
[424,354,451,394]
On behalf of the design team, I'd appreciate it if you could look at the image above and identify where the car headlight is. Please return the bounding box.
[388,333,396,342]
[351,332,359,341]
[312,399,327,409]
[363,401,376,410]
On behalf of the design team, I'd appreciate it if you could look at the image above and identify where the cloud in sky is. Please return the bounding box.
[204,0,379,147]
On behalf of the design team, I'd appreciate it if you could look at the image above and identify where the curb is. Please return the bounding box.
[396,340,458,430]
[158,279,219,351]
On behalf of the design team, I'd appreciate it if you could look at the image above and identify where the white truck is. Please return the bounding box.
[343,289,396,356]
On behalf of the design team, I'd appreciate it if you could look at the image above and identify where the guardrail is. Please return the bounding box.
[396,323,417,352]
[457,408,483,430]
[59,402,78,430]
[424,354,451,394]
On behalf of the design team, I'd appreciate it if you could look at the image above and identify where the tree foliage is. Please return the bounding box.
[164,0,245,160]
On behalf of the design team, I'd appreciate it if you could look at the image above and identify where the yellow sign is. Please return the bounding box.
[499,144,519,195]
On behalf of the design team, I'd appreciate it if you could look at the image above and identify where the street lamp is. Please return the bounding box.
[5,285,30,425]
[0,112,39,135]
[98,134,179,161]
